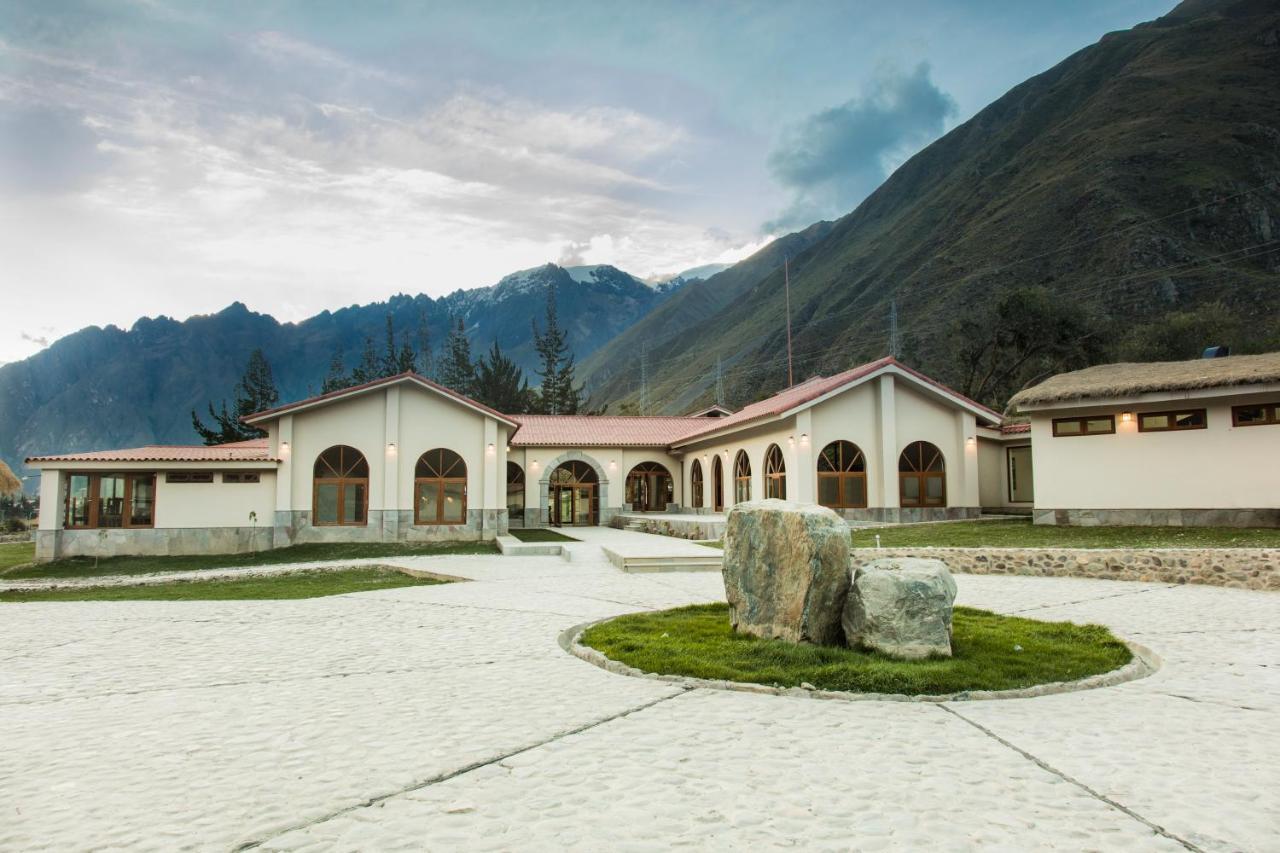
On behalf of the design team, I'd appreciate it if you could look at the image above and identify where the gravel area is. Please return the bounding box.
[1,531,1276,851]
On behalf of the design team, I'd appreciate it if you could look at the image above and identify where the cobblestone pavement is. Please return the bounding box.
[1,533,1277,852]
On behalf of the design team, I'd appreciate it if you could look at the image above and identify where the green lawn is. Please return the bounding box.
[2,540,496,581]
[0,567,450,602]
[581,603,1132,696]
[0,541,35,572]
[852,519,1280,549]
[508,528,578,543]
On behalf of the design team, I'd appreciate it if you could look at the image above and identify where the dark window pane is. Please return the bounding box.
[846,476,866,507]
[1055,420,1081,435]
[1086,418,1112,434]
[346,483,366,524]
[901,476,920,503]
[130,476,154,526]
[1140,414,1168,431]
[442,481,466,523]
[98,475,125,528]
[67,474,91,527]
[818,477,840,507]
[315,483,339,524]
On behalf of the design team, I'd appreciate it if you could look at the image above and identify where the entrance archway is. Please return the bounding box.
[625,461,673,512]
[549,460,599,526]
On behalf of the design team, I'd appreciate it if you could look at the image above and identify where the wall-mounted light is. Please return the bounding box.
[487,442,496,454]
[1121,412,1133,423]
[609,459,617,470]
[279,441,290,456]
[965,436,976,447]
[799,433,809,444]
[387,442,397,454]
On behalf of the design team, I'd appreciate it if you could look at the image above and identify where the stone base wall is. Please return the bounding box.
[624,517,726,541]
[37,526,274,562]
[851,546,1280,591]
[1034,508,1280,528]
[834,507,982,524]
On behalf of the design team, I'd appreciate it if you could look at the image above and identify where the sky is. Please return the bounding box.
[0,0,1174,364]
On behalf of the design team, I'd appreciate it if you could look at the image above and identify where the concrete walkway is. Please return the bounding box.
[1,534,1276,851]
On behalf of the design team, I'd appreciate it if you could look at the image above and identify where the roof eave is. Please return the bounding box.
[1012,380,1280,412]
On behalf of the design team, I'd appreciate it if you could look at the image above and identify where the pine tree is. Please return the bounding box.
[321,349,348,393]
[438,317,476,396]
[532,284,582,414]
[191,349,279,445]
[415,306,434,378]
[473,341,531,412]
[349,336,381,384]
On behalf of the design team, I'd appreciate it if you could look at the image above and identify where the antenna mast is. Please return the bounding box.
[715,355,725,406]
[784,256,794,387]
[889,299,900,359]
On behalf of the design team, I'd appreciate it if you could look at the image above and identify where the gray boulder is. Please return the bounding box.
[843,558,958,659]
[722,499,850,645]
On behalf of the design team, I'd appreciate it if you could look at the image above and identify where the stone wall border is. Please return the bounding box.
[851,547,1280,591]
[560,617,1160,703]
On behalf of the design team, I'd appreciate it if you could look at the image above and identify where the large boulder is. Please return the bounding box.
[722,499,850,645]
[843,558,958,659]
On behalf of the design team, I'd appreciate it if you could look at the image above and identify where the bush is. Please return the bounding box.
[3,517,26,534]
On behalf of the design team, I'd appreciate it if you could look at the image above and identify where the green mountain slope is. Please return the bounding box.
[583,0,1280,414]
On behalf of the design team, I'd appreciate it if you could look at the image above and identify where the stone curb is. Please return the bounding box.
[0,560,469,592]
[559,614,1160,704]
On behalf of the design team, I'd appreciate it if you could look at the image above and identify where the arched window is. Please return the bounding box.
[626,461,673,511]
[733,450,752,504]
[690,459,704,509]
[506,461,525,525]
[899,441,945,508]
[818,441,867,508]
[313,445,368,526]
[764,444,786,499]
[415,448,467,525]
[549,461,598,526]
[712,455,725,512]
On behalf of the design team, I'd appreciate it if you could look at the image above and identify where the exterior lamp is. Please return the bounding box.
[387,442,397,454]
[787,435,795,446]
[279,441,290,456]
[965,436,976,447]
[799,433,809,444]
[609,459,617,470]
[1121,412,1133,423]
[487,442,496,454]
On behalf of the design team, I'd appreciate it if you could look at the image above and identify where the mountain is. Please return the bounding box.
[582,0,1280,414]
[0,262,681,481]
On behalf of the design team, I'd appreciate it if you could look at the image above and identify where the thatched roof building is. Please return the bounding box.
[1009,352,1280,409]
[0,459,21,496]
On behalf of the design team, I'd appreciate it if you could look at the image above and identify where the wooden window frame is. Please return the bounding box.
[712,455,725,512]
[312,446,370,527]
[1137,409,1207,433]
[64,472,157,530]
[625,461,674,511]
[898,441,946,509]
[414,449,468,526]
[817,441,868,509]
[1051,415,1115,437]
[222,472,261,484]
[733,450,751,504]
[1232,403,1280,427]
[166,472,214,484]
[690,459,704,509]
[764,444,786,500]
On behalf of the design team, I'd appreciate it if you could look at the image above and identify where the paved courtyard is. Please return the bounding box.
[2,528,1277,851]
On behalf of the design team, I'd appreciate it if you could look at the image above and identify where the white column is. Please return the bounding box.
[37,469,60,530]
[383,386,400,540]
[482,418,499,537]
[878,374,898,511]
[273,414,294,548]
[495,426,508,532]
[794,411,813,503]
[956,409,980,509]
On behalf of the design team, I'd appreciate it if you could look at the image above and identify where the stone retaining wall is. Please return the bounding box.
[851,547,1280,591]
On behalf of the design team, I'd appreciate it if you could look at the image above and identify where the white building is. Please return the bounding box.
[1008,352,1280,526]
[27,356,1021,562]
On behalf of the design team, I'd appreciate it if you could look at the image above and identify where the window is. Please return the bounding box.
[764,444,786,499]
[626,461,673,511]
[415,449,467,525]
[1052,416,1115,437]
[222,472,261,484]
[1006,445,1033,504]
[64,473,156,529]
[1233,403,1280,427]
[1138,409,1206,433]
[166,472,214,483]
[712,455,724,512]
[506,461,525,524]
[733,450,751,504]
[690,459,704,509]
[313,445,368,526]
[817,441,867,509]
[899,441,945,508]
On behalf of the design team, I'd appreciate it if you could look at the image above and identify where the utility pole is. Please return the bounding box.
[714,356,725,407]
[639,341,649,415]
[784,256,794,387]
[889,299,900,360]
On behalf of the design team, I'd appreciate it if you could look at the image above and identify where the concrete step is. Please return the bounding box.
[601,546,723,573]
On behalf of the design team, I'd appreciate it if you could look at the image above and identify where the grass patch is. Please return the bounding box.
[2,540,496,581]
[508,528,578,543]
[852,519,1280,549]
[0,567,450,602]
[580,603,1132,695]
[0,541,35,572]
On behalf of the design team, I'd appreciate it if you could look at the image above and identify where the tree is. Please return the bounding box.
[321,349,348,394]
[474,341,533,412]
[349,336,381,385]
[946,287,1100,408]
[531,283,583,414]
[382,314,417,376]
[438,317,476,396]
[415,306,434,379]
[191,349,280,445]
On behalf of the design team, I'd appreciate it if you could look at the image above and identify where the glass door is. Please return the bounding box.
[573,486,594,526]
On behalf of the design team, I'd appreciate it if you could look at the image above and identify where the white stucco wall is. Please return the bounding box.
[1029,393,1280,510]
[155,473,277,528]
[506,446,685,511]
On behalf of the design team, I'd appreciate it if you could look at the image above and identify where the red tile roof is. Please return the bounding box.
[1001,422,1031,434]
[509,415,705,447]
[243,372,518,427]
[27,439,275,465]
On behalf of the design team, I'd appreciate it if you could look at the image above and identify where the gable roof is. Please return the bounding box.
[508,415,704,447]
[672,357,1000,447]
[1008,352,1280,409]
[243,372,519,428]
[28,439,275,465]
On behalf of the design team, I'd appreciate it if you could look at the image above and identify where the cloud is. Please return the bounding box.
[20,331,51,348]
[764,63,956,230]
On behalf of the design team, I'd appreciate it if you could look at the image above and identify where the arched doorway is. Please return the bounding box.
[899,441,946,507]
[764,444,786,499]
[690,459,704,510]
[506,461,526,527]
[626,461,673,512]
[549,460,598,526]
[712,455,725,512]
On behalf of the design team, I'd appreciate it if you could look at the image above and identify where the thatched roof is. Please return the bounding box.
[1008,352,1280,409]
[0,459,21,496]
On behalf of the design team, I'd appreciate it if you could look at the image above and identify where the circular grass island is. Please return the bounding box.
[578,604,1138,698]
